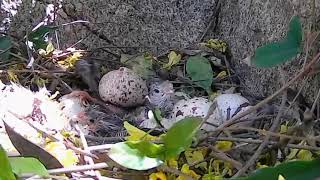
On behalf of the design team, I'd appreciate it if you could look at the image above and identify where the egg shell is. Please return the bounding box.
[204,94,252,131]
[166,97,213,129]
[98,67,148,107]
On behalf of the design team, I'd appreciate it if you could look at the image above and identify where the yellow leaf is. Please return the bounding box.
[7,70,19,82]
[124,121,159,141]
[209,92,220,101]
[45,142,78,167]
[280,122,289,134]
[184,148,207,169]
[163,51,181,70]
[215,141,233,151]
[149,171,167,180]
[166,158,178,169]
[31,76,48,87]
[202,174,223,180]
[297,149,313,161]
[177,164,201,180]
[212,160,233,176]
[46,41,55,54]
[63,52,83,68]
[286,148,299,160]
[278,174,286,180]
[200,39,228,53]
[216,71,227,78]
[256,162,268,169]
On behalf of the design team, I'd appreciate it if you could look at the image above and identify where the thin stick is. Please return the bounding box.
[209,145,243,170]
[159,165,194,180]
[233,85,287,177]
[202,51,320,141]
[48,163,108,174]
[209,137,320,151]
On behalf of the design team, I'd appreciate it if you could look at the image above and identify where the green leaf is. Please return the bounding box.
[9,157,48,177]
[186,55,213,93]
[0,145,16,180]
[120,54,155,79]
[126,140,165,159]
[108,142,163,170]
[251,16,302,67]
[0,36,12,61]
[238,159,320,180]
[28,26,58,50]
[162,117,202,159]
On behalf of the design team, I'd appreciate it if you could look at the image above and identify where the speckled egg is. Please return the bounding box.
[165,97,213,129]
[99,67,148,107]
[203,94,251,131]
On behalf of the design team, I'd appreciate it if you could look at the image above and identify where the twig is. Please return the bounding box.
[158,165,194,180]
[311,87,320,112]
[233,81,287,177]
[217,126,320,143]
[201,51,320,141]
[76,125,102,179]
[48,163,108,174]
[209,145,243,170]
[208,137,320,151]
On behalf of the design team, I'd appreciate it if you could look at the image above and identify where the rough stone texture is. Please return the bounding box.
[3,0,320,104]
[209,0,320,104]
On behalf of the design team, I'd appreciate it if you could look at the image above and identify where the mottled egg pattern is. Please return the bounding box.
[99,67,148,107]
[170,97,213,122]
[215,94,250,120]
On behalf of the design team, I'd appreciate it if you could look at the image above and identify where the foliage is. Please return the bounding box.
[28,25,58,50]
[9,157,48,177]
[108,142,164,170]
[120,53,155,79]
[239,159,320,180]
[163,51,181,70]
[162,117,202,159]
[250,16,302,67]
[186,55,213,93]
[0,35,12,61]
[109,117,202,170]
[0,146,16,180]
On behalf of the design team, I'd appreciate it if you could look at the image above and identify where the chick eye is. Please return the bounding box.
[154,89,160,93]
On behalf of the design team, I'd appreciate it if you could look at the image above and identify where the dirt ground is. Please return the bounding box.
[2,0,320,104]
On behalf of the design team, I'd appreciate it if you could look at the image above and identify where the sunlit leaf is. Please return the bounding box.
[200,39,228,53]
[44,142,78,167]
[176,164,201,180]
[185,148,207,169]
[186,55,213,93]
[126,140,165,159]
[215,141,233,152]
[7,70,19,82]
[124,121,159,141]
[59,52,83,68]
[4,121,63,169]
[163,51,181,70]
[149,171,167,180]
[296,150,313,161]
[9,157,48,177]
[0,35,12,61]
[162,117,202,159]
[0,145,16,180]
[108,142,163,170]
[250,16,302,67]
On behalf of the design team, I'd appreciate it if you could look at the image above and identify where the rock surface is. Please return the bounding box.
[3,0,320,104]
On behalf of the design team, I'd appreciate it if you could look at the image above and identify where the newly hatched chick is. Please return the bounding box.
[147,78,176,117]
